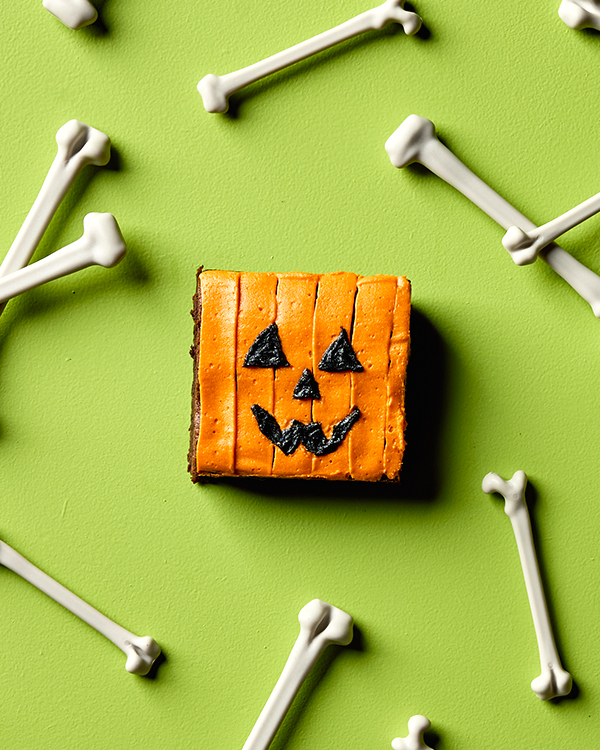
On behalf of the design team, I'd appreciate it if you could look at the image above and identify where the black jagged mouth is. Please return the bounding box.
[250,405,361,457]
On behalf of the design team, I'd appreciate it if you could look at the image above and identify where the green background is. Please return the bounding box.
[1,1,600,747]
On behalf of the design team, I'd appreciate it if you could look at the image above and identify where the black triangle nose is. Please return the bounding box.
[293,369,321,400]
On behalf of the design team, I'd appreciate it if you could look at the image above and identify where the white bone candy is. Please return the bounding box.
[503,189,600,262]
[198,0,422,113]
[43,0,98,29]
[0,213,126,304]
[559,0,600,30]
[392,716,433,750]
[482,471,572,700]
[242,599,353,750]
[1,120,110,284]
[0,538,160,674]
[385,115,600,317]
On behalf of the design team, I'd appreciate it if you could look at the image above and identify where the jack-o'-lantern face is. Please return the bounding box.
[191,270,410,482]
[244,323,362,457]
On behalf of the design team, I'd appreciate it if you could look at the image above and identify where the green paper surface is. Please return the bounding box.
[1,1,600,747]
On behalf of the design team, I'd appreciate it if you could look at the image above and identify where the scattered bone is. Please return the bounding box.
[198,0,422,113]
[0,213,126,303]
[559,0,600,30]
[43,0,98,29]
[503,189,600,262]
[482,470,572,700]
[392,716,433,750]
[0,537,160,674]
[385,115,600,316]
[1,120,110,293]
[242,599,353,750]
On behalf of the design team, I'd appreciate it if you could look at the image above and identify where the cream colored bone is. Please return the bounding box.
[0,213,126,303]
[392,716,433,750]
[503,189,600,262]
[559,0,600,30]
[0,538,160,675]
[385,115,600,316]
[1,120,110,283]
[482,470,572,701]
[43,0,98,30]
[198,0,421,113]
[242,599,353,750]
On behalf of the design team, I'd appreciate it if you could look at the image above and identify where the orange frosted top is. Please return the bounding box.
[191,270,410,482]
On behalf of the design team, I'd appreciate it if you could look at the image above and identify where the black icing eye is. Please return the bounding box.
[244,323,289,368]
[318,328,363,373]
[293,369,321,400]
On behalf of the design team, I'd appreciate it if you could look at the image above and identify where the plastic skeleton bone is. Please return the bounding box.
[0,538,160,674]
[0,213,125,303]
[482,470,572,700]
[503,189,600,262]
[385,115,600,317]
[0,120,123,312]
[242,599,353,750]
[43,0,98,30]
[559,0,600,30]
[198,0,421,113]
[392,716,433,750]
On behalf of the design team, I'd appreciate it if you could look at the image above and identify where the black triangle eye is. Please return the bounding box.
[293,369,321,400]
[244,323,289,368]
[318,328,363,373]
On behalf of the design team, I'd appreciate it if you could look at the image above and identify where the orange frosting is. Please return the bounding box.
[348,276,397,481]
[311,272,358,479]
[196,270,239,474]
[235,273,277,475]
[193,271,411,481]
[272,273,319,476]
[384,277,411,479]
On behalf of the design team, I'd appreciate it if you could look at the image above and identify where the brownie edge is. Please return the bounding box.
[187,267,203,482]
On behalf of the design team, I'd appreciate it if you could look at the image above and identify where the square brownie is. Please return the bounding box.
[189,270,410,481]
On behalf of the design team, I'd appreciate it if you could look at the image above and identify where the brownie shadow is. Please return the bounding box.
[489,479,578,703]
[213,307,447,503]
[269,625,365,750]
[224,20,427,119]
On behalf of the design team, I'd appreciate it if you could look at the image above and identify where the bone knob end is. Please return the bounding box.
[298,598,354,645]
[198,75,229,114]
[385,115,435,168]
[502,226,541,265]
[124,636,162,675]
[43,0,98,29]
[392,715,433,750]
[559,0,600,30]
[531,666,572,701]
[83,213,127,268]
[56,120,111,166]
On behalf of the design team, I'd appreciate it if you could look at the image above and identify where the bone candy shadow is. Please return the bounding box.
[0,147,125,408]
[144,649,167,681]
[81,0,112,36]
[224,23,413,120]
[521,481,579,702]
[0,239,151,441]
[8,232,151,319]
[404,2,432,40]
[269,625,365,750]
[422,729,441,749]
